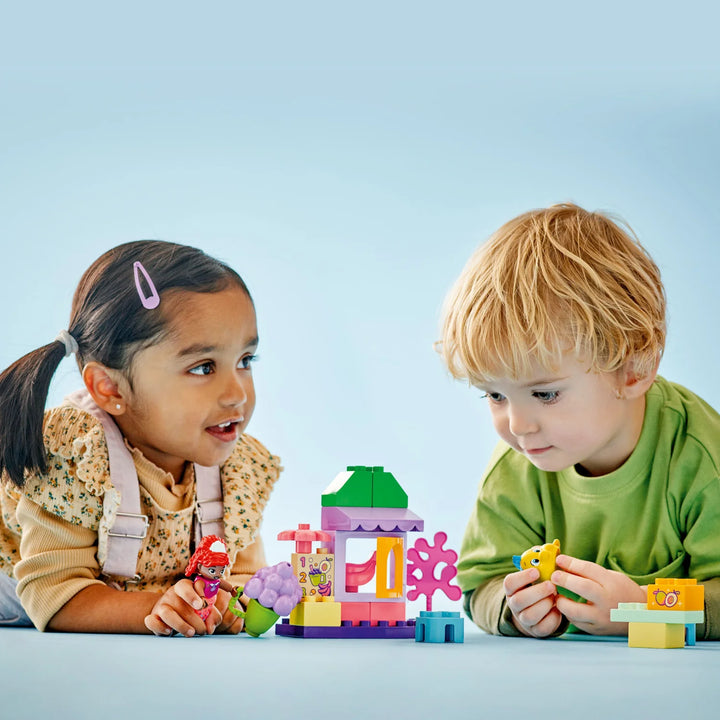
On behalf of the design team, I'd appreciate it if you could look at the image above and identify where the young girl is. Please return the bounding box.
[0,240,281,636]
[439,204,720,639]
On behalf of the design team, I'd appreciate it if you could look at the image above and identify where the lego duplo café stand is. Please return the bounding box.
[276,465,463,640]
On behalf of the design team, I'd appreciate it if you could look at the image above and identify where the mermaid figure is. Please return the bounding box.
[185,535,238,621]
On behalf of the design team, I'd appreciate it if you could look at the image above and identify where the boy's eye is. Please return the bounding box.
[189,361,214,376]
[533,391,559,403]
[481,392,505,403]
[239,354,258,370]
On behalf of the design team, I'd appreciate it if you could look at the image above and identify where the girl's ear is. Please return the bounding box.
[82,362,128,416]
[616,357,659,400]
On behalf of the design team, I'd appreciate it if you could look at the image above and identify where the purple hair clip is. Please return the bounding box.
[133,261,160,309]
[133,261,160,310]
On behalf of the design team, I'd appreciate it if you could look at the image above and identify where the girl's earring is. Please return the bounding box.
[615,388,624,400]
[115,403,122,411]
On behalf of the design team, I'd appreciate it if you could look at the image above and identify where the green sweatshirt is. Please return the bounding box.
[458,376,720,639]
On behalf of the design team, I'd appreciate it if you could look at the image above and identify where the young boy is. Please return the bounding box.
[440,204,720,639]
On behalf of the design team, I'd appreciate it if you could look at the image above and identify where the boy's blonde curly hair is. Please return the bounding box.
[439,203,666,385]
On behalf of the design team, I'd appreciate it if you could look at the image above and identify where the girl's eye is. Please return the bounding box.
[189,362,214,376]
[533,391,559,404]
[239,354,258,370]
[481,392,505,404]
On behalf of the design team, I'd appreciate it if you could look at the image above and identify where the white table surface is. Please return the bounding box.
[2,623,718,720]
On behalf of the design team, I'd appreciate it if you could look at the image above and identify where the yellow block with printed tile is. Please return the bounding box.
[291,549,335,600]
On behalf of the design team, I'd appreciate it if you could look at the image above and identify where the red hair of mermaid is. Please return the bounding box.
[185,535,230,577]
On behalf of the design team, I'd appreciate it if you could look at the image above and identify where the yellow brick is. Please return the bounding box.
[628,622,685,649]
[289,600,342,627]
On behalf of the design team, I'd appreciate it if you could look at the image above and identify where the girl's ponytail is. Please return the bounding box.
[0,339,68,487]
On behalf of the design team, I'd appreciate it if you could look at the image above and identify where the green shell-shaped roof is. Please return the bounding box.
[321,465,408,508]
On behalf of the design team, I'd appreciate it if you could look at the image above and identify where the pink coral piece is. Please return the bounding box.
[406,531,462,611]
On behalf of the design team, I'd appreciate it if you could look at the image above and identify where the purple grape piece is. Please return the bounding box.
[243,577,263,599]
[259,588,279,608]
[265,573,283,591]
[274,596,294,616]
[276,562,294,578]
[245,561,302,615]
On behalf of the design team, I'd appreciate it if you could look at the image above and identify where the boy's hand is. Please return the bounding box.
[504,567,563,638]
[144,578,214,637]
[552,554,646,635]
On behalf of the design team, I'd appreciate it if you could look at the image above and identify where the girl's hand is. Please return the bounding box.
[214,588,246,635]
[551,554,646,635]
[504,567,563,638]
[144,578,213,637]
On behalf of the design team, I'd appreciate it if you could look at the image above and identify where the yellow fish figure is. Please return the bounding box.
[512,539,561,583]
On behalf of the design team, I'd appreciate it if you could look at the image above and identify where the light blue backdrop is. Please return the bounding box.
[1,4,719,612]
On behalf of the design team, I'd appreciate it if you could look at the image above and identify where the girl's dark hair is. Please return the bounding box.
[0,240,251,487]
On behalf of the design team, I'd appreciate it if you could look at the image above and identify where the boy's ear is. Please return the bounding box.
[617,357,659,400]
[82,362,128,416]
